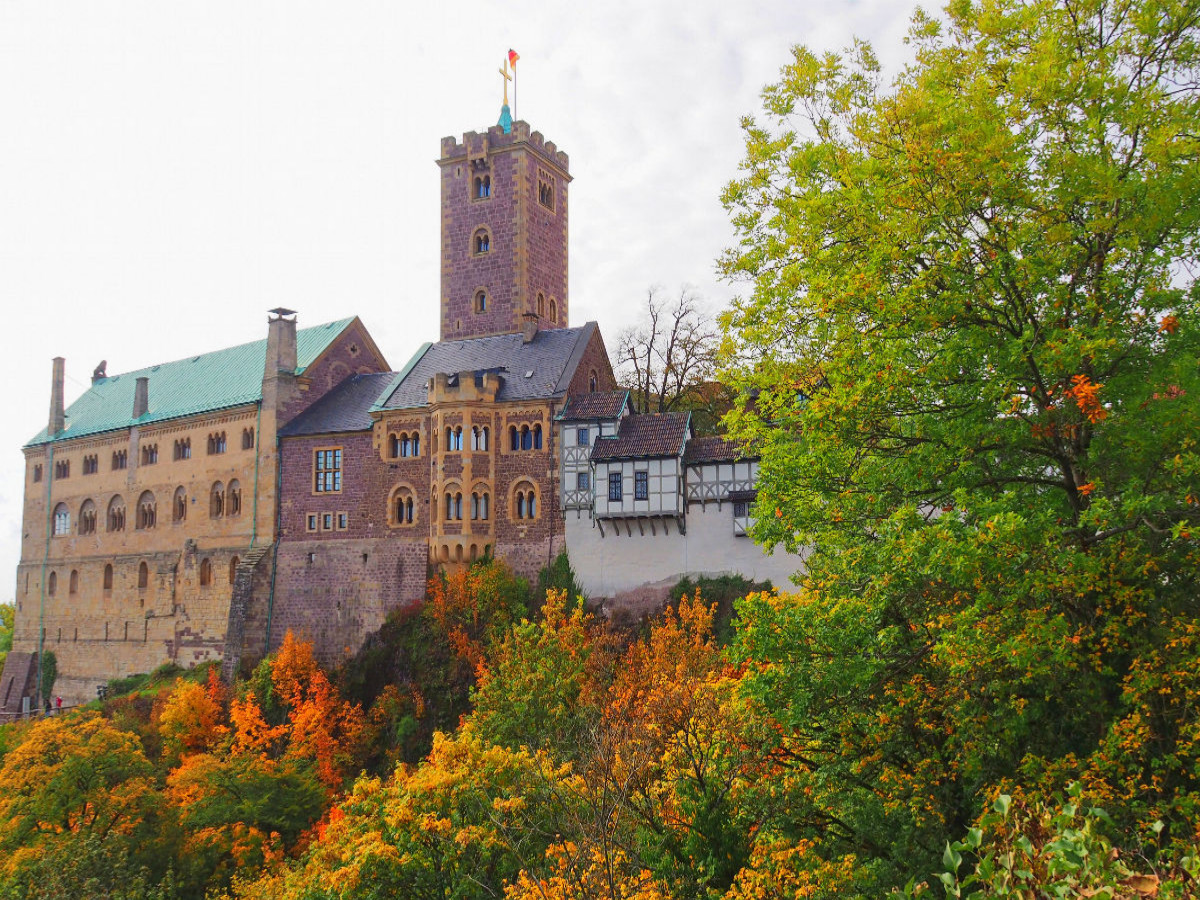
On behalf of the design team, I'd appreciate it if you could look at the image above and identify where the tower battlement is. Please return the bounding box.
[439,120,570,174]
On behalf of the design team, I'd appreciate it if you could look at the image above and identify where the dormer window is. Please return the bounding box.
[473,228,491,255]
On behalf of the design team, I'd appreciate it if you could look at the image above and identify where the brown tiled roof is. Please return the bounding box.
[591,413,690,461]
[683,435,753,464]
[556,390,629,422]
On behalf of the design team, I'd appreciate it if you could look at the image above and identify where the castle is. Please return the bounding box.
[1,103,803,712]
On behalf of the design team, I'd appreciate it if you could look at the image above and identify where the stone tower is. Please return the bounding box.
[437,117,571,341]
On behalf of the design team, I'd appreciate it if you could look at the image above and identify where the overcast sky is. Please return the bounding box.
[0,0,923,594]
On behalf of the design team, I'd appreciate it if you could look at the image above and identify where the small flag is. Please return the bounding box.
[508,49,520,68]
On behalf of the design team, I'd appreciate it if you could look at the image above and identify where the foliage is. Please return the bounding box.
[470,589,600,755]
[0,712,160,878]
[0,833,180,900]
[534,551,587,612]
[914,784,1200,899]
[0,601,13,674]
[668,574,771,645]
[38,651,56,704]
[232,729,575,900]
[719,0,1200,892]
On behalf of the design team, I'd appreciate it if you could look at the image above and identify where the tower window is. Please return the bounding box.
[538,170,555,211]
[537,292,545,317]
[473,174,491,199]
[549,299,558,324]
[53,503,70,536]
[475,290,488,313]
[473,228,491,255]
[138,561,149,589]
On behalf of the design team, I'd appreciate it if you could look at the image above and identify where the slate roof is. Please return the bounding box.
[590,413,691,462]
[279,372,398,437]
[374,324,598,411]
[556,390,629,422]
[27,318,357,447]
[683,435,753,464]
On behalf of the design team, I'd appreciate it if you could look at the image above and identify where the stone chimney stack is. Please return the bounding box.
[48,357,65,437]
[521,312,540,345]
[133,377,149,419]
[265,308,298,376]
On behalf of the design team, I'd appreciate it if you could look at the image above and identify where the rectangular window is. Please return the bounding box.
[336,512,348,530]
[314,448,342,493]
[306,514,318,532]
[322,513,333,531]
[608,472,622,502]
[577,427,589,447]
[577,472,590,491]
[733,500,749,518]
[634,471,649,500]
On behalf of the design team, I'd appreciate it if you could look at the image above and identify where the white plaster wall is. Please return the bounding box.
[565,503,808,598]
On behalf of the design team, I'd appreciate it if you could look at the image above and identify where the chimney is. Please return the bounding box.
[48,357,65,437]
[265,308,298,376]
[521,312,540,344]
[133,377,149,419]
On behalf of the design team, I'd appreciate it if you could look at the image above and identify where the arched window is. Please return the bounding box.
[520,425,532,450]
[69,570,79,594]
[136,490,156,530]
[48,572,57,596]
[549,299,557,323]
[537,292,545,317]
[199,558,212,587]
[242,427,255,450]
[512,481,539,520]
[533,424,543,450]
[509,425,519,451]
[480,426,489,450]
[411,433,420,456]
[53,503,70,536]
[228,480,242,516]
[446,426,462,451]
[475,290,487,313]
[454,493,462,520]
[474,174,491,198]
[389,434,400,458]
[210,482,225,518]
[589,371,598,392]
[107,496,126,532]
[473,228,490,254]
[481,492,490,520]
[103,563,113,591]
[391,486,416,526]
[229,556,240,585]
[138,561,149,590]
[173,487,187,523]
[79,500,97,535]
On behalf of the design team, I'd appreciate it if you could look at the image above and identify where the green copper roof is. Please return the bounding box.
[26,318,356,447]
[497,103,513,134]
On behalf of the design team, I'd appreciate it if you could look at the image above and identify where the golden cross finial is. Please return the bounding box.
[499,57,512,106]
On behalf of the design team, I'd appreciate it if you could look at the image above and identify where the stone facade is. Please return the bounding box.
[5,314,388,707]
[439,122,570,341]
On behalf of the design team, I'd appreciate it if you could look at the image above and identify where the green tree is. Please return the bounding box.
[720,0,1200,892]
[0,602,13,674]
